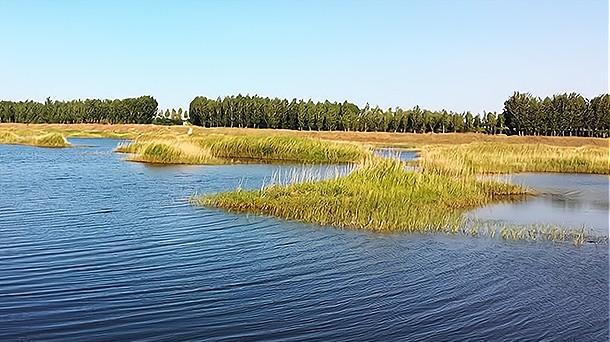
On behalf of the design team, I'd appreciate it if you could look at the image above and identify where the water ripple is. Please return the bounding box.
[0,139,607,341]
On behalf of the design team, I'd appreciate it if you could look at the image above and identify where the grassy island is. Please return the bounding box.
[193,158,528,233]
[116,134,370,165]
[0,130,70,148]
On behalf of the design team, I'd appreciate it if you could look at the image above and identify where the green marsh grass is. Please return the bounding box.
[193,158,528,233]
[117,134,370,164]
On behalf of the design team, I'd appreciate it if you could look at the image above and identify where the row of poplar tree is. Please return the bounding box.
[0,96,158,124]
[190,92,609,137]
[0,92,608,137]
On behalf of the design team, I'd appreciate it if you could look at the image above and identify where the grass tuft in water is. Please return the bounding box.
[463,219,608,245]
[117,140,220,164]
[0,131,70,148]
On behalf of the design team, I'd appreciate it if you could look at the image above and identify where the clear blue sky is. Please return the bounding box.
[0,0,607,112]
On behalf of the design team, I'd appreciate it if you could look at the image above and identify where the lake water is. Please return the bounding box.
[0,139,607,341]
[469,173,609,236]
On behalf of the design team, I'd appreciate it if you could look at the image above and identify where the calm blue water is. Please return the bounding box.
[0,139,607,341]
[469,173,609,236]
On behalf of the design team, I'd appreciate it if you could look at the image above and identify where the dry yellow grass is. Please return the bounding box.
[117,140,221,164]
[0,130,70,148]
[1,123,607,148]
[2,124,607,173]
[419,142,609,175]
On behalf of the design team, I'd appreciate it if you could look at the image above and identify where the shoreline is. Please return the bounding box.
[1,123,607,148]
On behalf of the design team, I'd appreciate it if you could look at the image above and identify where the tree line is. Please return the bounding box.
[503,92,609,137]
[0,96,158,124]
[190,92,609,137]
[189,95,502,134]
[1,92,607,137]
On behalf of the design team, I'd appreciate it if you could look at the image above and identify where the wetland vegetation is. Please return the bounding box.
[116,134,370,164]
[419,143,609,175]
[0,121,607,242]
[194,158,528,232]
[193,155,607,243]
[0,130,70,148]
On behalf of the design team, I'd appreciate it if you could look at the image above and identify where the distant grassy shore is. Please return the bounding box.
[420,143,609,175]
[1,123,607,147]
[1,123,607,173]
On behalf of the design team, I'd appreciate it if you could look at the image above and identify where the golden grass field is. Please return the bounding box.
[420,143,609,175]
[1,123,608,148]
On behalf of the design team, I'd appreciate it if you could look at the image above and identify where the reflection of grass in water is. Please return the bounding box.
[419,142,609,175]
[263,164,358,187]
[117,134,370,165]
[0,131,70,148]
[463,219,608,245]
[193,158,527,233]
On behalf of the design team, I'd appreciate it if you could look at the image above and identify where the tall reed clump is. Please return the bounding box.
[193,158,527,233]
[194,135,369,163]
[419,142,609,175]
[116,134,370,164]
[116,140,220,164]
[35,133,70,147]
[0,131,70,148]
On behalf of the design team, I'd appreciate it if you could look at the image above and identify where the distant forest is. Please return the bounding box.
[190,92,609,137]
[1,92,608,137]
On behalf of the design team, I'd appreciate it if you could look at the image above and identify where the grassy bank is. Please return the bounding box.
[0,131,70,148]
[117,134,371,164]
[193,158,527,233]
[1,124,607,173]
[419,142,609,175]
[1,123,607,147]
